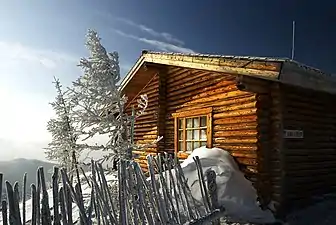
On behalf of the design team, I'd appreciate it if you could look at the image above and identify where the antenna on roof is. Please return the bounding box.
[291,21,296,60]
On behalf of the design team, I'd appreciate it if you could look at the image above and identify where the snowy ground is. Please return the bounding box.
[2,147,336,225]
[283,197,336,225]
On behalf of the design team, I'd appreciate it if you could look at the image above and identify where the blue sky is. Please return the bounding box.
[0,0,334,160]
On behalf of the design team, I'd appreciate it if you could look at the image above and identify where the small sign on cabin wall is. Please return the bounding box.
[283,129,304,139]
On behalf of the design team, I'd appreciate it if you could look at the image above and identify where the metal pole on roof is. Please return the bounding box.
[291,20,296,60]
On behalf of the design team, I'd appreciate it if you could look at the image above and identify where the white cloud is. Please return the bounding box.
[116,18,185,46]
[115,30,195,54]
[0,41,78,69]
[97,13,195,53]
[0,87,54,144]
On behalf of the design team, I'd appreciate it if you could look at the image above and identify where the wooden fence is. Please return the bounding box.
[0,154,223,225]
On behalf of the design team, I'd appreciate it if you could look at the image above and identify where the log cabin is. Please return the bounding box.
[120,50,336,218]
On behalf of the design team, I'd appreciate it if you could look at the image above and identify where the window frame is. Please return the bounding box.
[172,107,213,154]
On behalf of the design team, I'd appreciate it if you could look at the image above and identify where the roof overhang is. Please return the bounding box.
[119,51,282,92]
[120,51,336,94]
[119,55,145,92]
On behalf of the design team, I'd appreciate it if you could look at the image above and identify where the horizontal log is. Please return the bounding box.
[285,161,336,170]
[136,139,160,144]
[138,134,159,140]
[133,150,157,156]
[133,127,157,133]
[230,152,258,159]
[135,114,158,121]
[167,89,251,109]
[167,65,186,72]
[213,115,257,125]
[285,167,336,177]
[133,134,158,140]
[167,72,224,93]
[134,120,157,126]
[286,174,336,186]
[285,155,336,163]
[167,94,255,113]
[169,82,237,101]
[213,137,258,144]
[139,109,158,117]
[283,92,334,106]
[167,74,230,96]
[176,152,189,159]
[184,90,250,107]
[213,108,257,119]
[171,107,212,118]
[213,101,257,113]
[214,130,258,137]
[167,71,224,90]
[235,158,258,166]
[166,69,213,85]
[213,144,258,151]
[284,106,336,120]
[127,88,159,105]
[283,117,336,128]
[284,148,336,156]
[280,120,336,131]
[285,142,336,149]
[283,98,336,113]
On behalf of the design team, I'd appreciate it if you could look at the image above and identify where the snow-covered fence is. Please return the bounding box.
[0,155,222,225]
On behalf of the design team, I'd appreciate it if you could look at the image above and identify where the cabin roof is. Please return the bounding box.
[120,50,336,94]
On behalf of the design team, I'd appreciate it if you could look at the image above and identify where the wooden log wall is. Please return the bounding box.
[157,69,167,153]
[240,76,283,211]
[269,83,287,217]
[125,73,159,171]
[280,84,336,212]
[123,65,285,211]
[163,67,275,195]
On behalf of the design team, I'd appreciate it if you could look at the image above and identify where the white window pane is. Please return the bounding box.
[194,141,200,149]
[193,117,200,128]
[200,116,207,127]
[201,141,207,147]
[200,129,207,140]
[187,141,193,151]
[186,118,193,128]
[187,130,193,140]
[193,130,200,140]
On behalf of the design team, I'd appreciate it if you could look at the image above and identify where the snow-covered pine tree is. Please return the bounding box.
[67,29,150,164]
[44,77,81,175]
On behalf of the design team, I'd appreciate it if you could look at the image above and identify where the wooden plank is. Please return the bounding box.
[172,107,213,118]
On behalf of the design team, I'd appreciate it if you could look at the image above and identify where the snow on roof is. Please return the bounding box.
[141,50,328,76]
[120,50,336,94]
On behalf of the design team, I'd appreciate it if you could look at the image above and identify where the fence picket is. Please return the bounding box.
[0,156,221,225]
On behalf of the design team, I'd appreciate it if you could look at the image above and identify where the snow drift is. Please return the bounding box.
[161,147,276,224]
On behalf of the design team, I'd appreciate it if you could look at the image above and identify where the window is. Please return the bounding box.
[173,108,212,154]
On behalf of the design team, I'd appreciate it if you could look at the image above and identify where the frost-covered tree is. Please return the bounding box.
[68,29,150,163]
[44,77,81,174]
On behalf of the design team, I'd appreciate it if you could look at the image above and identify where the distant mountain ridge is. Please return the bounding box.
[0,158,57,200]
